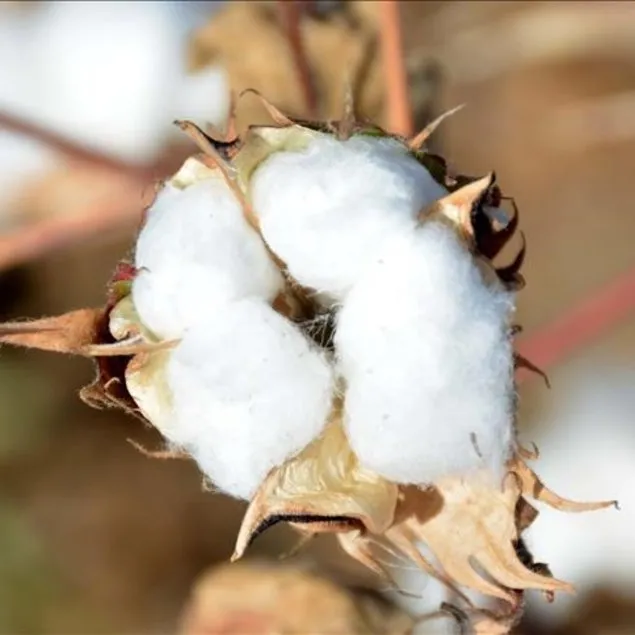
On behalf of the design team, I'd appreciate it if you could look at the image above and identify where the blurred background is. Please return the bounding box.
[0,1,633,633]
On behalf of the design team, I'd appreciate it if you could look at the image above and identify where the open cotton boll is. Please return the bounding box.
[336,222,515,485]
[28,1,183,163]
[166,298,335,500]
[250,134,448,301]
[133,174,283,340]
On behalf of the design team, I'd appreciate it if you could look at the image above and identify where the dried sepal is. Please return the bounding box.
[124,349,174,438]
[386,472,574,605]
[0,308,104,356]
[510,456,618,512]
[479,203,520,261]
[419,173,496,243]
[495,232,526,290]
[514,353,550,388]
[239,88,296,127]
[407,104,465,151]
[232,411,399,561]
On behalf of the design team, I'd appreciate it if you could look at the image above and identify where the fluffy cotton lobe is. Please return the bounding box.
[250,134,448,301]
[133,170,283,340]
[166,298,334,500]
[336,221,515,485]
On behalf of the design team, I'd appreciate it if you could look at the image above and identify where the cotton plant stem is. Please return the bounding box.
[0,110,159,180]
[277,0,319,118]
[517,265,635,379]
[378,0,413,137]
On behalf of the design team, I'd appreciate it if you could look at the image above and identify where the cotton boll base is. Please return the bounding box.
[133,171,282,340]
[337,222,515,485]
[251,134,448,301]
[166,298,335,500]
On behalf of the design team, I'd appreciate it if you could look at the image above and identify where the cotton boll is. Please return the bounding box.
[166,298,335,500]
[525,367,635,625]
[251,134,448,301]
[28,1,183,163]
[133,174,283,340]
[336,222,515,485]
[173,64,231,130]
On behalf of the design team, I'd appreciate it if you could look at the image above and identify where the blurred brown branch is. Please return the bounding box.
[379,0,412,136]
[277,0,320,118]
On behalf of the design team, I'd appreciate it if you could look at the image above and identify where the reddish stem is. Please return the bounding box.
[379,0,413,137]
[277,1,319,118]
[517,266,635,377]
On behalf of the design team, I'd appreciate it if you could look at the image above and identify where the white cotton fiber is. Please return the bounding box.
[165,298,334,500]
[250,134,448,301]
[336,221,515,485]
[133,174,283,340]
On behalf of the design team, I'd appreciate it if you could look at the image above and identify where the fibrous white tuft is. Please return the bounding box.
[336,221,515,485]
[250,134,448,301]
[166,298,335,499]
[133,172,283,340]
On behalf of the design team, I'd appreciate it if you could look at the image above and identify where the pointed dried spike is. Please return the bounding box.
[496,232,526,282]
[173,120,238,171]
[174,119,259,228]
[438,554,515,605]
[514,353,551,388]
[517,442,540,461]
[239,88,295,126]
[474,543,574,594]
[127,439,189,460]
[420,173,495,238]
[84,336,178,357]
[408,104,465,151]
[480,204,520,260]
[0,309,103,355]
[512,459,618,512]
